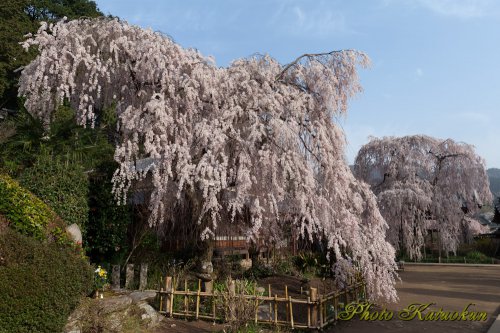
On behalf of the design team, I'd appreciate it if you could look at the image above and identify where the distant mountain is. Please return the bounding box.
[488,168,500,197]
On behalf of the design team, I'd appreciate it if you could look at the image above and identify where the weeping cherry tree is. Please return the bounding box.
[19,18,398,301]
[354,135,491,260]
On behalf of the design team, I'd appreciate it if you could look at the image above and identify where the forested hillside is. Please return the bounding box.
[488,168,500,197]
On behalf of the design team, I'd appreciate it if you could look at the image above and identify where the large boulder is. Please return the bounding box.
[137,302,162,328]
[129,290,156,303]
[99,295,133,315]
[64,291,162,333]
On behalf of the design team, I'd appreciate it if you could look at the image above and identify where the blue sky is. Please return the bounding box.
[96,0,500,168]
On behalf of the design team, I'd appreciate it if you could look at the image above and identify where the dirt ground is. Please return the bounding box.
[153,264,500,333]
[333,264,500,333]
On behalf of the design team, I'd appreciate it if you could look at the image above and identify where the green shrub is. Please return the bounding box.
[293,251,329,277]
[465,250,489,263]
[19,153,89,231]
[242,259,273,280]
[273,256,299,276]
[0,227,93,333]
[0,174,66,240]
[473,238,499,258]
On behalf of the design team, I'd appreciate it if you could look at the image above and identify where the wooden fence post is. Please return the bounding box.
[212,287,216,320]
[310,287,318,328]
[165,276,172,314]
[334,293,339,320]
[274,294,278,325]
[159,286,164,312]
[229,279,236,322]
[268,284,272,321]
[319,297,324,328]
[184,280,188,318]
[170,278,175,317]
[307,296,311,327]
[253,282,258,324]
[196,279,201,319]
[157,277,366,329]
[285,285,289,322]
[229,279,236,294]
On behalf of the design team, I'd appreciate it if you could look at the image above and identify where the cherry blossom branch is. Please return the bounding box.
[275,49,353,81]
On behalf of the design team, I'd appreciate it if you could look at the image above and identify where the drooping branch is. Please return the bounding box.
[275,49,358,82]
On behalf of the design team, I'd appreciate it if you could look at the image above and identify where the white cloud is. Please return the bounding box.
[270,2,355,37]
[293,6,306,26]
[293,6,349,35]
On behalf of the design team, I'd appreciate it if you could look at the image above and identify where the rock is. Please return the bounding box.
[65,223,82,245]
[64,321,81,333]
[99,295,133,315]
[129,290,156,303]
[64,299,89,333]
[64,292,163,333]
[138,302,162,328]
[106,310,128,332]
[65,328,81,333]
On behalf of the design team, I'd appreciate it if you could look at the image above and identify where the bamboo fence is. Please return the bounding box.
[157,276,367,330]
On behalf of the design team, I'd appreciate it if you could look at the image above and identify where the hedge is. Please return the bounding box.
[0,227,93,333]
[19,154,89,231]
[0,174,66,241]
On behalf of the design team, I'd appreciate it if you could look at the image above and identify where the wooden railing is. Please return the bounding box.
[157,276,367,330]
